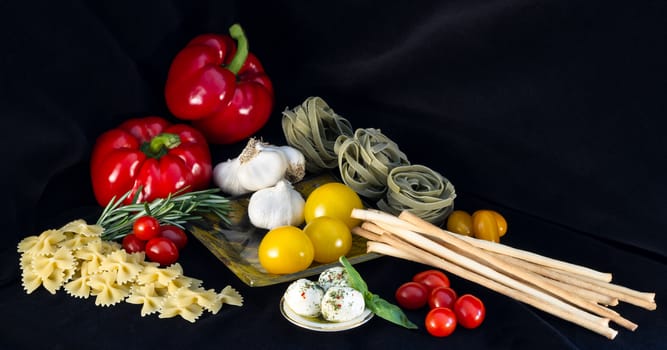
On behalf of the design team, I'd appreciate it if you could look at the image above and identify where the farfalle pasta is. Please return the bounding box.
[59,219,103,237]
[126,283,164,316]
[21,262,45,294]
[64,261,94,299]
[88,270,131,306]
[74,240,109,273]
[191,288,222,313]
[137,262,183,287]
[99,249,145,284]
[17,219,243,322]
[160,287,205,322]
[32,247,76,277]
[167,276,203,294]
[18,229,67,256]
[160,294,204,323]
[219,285,244,307]
[23,249,70,294]
[59,232,98,251]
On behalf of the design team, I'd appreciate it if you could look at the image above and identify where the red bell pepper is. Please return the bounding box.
[90,116,212,206]
[164,23,274,144]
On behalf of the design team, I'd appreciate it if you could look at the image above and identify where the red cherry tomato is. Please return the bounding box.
[133,216,161,240]
[395,281,429,310]
[429,286,458,310]
[121,234,146,253]
[454,294,486,329]
[159,225,188,250]
[145,237,179,266]
[425,307,457,337]
[413,269,450,292]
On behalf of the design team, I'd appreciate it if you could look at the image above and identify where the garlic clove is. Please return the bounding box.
[251,141,306,183]
[237,139,289,191]
[247,180,305,230]
[212,157,251,196]
[275,145,306,183]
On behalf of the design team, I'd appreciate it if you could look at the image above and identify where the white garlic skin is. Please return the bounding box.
[274,145,306,183]
[247,180,305,230]
[212,158,251,196]
[237,142,289,191]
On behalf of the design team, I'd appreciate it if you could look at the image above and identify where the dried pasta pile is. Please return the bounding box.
[17,219,243,322]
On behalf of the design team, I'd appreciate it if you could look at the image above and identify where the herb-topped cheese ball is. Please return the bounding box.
[283,278,325,317]
[320,286,365,322]
[318,266,350,291]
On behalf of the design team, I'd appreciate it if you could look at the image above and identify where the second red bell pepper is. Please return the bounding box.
[164,23,274,144]
[90,116,212,206]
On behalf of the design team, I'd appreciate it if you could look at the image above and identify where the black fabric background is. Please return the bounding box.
[1,1,665,349]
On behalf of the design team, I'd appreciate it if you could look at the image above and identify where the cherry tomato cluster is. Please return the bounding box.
[395,269,486,337]
[257,182,362,275]
[121,216,188,266]
[446,209,507,242]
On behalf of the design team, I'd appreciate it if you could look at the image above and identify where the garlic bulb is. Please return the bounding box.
[247,179,305,230]
[212,157,251,196]
[266,145,306,183]
[237,138,289,191]
[212,138,308,196]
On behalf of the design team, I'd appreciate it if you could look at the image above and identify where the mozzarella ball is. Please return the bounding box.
[283,279,325,317]
[320,286,365,322]
[318,266,350,291]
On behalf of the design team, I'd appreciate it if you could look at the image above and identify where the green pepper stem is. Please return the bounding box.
[226,23,249,75]
[142,133,181,159]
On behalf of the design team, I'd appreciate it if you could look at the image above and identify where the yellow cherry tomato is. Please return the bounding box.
[472,210,500,242]
[258,226,314,274]
[446,210,473,236]
[304,216,353,264]
[488,210,508,237]
[304,182,364,229]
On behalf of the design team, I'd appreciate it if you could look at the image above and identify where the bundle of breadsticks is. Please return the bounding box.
[350,209,657,340]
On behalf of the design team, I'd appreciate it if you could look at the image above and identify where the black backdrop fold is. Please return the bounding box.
[1,1,665,349]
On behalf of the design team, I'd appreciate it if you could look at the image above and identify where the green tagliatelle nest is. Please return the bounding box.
[282,96,353,173]
[334,128,410,200]
[376,164,456,224]
[281,96,457,226]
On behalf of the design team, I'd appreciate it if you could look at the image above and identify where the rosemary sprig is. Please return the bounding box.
[97,188,231,241]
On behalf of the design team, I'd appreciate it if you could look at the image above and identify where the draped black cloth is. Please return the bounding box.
[1,1,665,349]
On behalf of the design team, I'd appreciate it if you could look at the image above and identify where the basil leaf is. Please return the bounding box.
[339,256,368,294]
[366,292,419,329]
[339,256,418,329]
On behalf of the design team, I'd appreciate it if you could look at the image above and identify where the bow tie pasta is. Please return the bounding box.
[17,220,243,322]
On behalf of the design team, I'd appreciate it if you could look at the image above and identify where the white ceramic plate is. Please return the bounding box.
[280,297,374,332]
